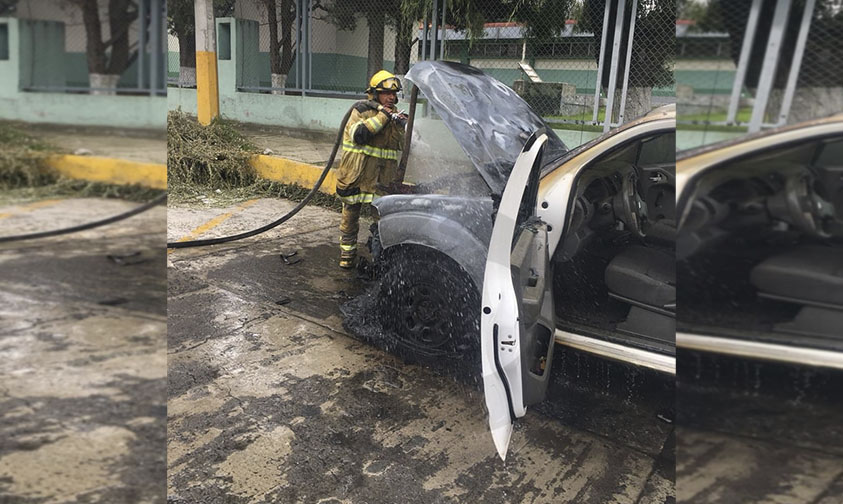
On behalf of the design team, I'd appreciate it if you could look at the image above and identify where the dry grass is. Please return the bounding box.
[0,121,58,189]
[167,110,259,188]
[0,121,163,203]
[167,111,363,215]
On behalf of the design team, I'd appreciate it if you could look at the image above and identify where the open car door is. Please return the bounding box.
[481,132,557,460]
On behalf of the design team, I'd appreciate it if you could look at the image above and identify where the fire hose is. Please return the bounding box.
[167,88,418,249]
[0,191,167,244]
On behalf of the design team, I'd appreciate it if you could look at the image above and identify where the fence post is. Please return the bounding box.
[603,0,626,133]
[439,0,447,60]
[617,0,638,124]
[726,0,763,124]
[150,0,162,97]
[430,0,438,61]
[139,0,146,91]
[306,0,312,93]
[421,13,428,62]
[777,0,815,125]
[592,0,611,124]
[195,0,220,124]
[748,0,792,133]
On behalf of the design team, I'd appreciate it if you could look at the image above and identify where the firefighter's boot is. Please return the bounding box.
[339,203,361,269]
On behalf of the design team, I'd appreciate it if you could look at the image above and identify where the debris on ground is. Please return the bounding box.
[0,120,57,189]
[0,121,162,203]
[107,251,150,266]
[281,251,301,265]
[166,111,377,217]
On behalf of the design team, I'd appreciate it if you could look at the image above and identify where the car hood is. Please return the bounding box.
[405,61,568,195]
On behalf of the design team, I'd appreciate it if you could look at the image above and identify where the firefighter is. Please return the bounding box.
[335,70,407,269]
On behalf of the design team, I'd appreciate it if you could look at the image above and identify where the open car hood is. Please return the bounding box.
[405,61,568,195]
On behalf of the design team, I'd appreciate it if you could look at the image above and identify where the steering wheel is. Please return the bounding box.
[784,175,834,238]
[616,172,647,238]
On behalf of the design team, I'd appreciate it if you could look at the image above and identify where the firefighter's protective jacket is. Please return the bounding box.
[335,101,404,204]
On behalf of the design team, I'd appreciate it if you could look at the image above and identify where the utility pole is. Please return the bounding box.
[195,0,219,125]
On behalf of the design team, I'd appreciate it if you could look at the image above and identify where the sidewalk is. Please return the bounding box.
[235,122,337,166]
[18,123,166,165]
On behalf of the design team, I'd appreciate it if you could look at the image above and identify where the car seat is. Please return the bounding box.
[750,245,843,340]
[604,245,676,344]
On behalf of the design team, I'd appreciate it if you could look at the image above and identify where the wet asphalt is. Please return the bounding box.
[166,197,674,504]
[676,351,843,503]
[4,193,841,503]
[0,197,167,503]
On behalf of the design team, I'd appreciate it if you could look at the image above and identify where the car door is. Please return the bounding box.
[481,131,556,460]
[676,121,843,365]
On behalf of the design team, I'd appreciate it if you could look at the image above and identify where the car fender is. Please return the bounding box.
[377,211,488,291]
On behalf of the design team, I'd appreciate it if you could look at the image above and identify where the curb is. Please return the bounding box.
[248,154,336,194]
[42,153,330,194]
[45,154,167,189]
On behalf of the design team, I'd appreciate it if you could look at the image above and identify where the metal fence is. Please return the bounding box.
[677,0,843,137]
[166,0,675,130]
[13,0,166,95]
[423,0,676,132]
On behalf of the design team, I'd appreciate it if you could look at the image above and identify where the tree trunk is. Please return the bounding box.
[279,0,295,76]
[77,0,106,75]
[768,87,843,125]
[393,12,412,75]
[612,87,652,123]
[366,9,385,81]
[106,0,132,75]
[89,73,121,95]
[177,30,196,87]
[266,0,281,76]
[267,0,295,94]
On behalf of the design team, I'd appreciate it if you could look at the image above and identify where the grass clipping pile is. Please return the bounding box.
[0,121,57,189]
[0,121,160,202]
[167,110,341,210]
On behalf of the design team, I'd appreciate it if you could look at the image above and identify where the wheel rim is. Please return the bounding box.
[395,281,454,353]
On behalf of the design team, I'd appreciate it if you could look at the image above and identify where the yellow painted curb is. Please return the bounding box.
[249,154,336,194]
[45,155,167,189]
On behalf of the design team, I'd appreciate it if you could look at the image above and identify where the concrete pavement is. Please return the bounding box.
[676,351,843,503]
[166,195,674,503]
[0,197,167,503]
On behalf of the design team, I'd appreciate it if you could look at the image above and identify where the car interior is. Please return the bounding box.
[551,131,677,355]
[676,135,843,351]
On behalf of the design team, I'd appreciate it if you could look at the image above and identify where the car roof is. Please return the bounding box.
[677,113,843,161]
[541,104,675,176]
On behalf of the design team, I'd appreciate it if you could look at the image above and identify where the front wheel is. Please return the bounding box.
[377,247,481,363]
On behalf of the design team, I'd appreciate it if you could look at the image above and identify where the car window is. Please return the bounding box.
[815,138,843,168]
[638,133,675,165]
[595,136,639,165]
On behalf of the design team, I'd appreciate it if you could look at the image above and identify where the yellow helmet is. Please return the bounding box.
[367,70,401,95]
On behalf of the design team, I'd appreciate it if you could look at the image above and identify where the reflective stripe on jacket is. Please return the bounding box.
[335,101,404,196]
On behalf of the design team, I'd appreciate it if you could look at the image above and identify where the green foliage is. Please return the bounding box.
[0,122,57,190]
[0,122,160,201]
[167,110,260,189]
[714,0,843,88]
[0,0,18,15]
[167,0,235,37]
[583,0,675,89]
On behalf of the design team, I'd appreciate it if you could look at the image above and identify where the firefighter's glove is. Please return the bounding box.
[390,112,408,128]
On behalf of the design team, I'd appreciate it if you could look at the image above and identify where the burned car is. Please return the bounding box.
[368,61,676,458]
[676,114,843,367]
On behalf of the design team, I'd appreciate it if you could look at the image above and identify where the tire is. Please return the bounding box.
[376,247,481,363]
